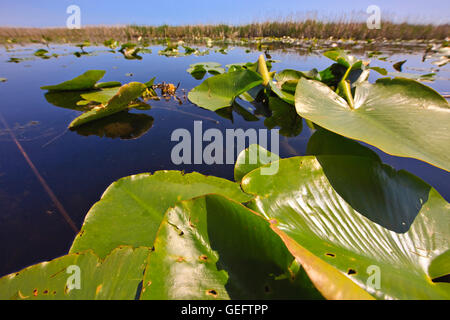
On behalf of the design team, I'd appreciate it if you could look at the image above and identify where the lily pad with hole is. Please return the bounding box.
[70,171,253,259]
[295,77,450,171]
[140,194,323,300]
[0,246,150,300]
[241,156,450,299]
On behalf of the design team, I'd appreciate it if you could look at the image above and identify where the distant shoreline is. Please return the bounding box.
[1,21,449,44]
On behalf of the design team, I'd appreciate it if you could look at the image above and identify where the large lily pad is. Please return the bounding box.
[140,194,322,300]
[0,246,149,300]
[295,77,450,171]
[241,156,450,299]
[41,70,106,92]
[234,144,280,182]
[188,70,262,111]
[69,82,146,128]
[70,171,253,259]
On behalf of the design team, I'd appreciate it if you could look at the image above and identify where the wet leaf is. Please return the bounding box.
[241,156,450,299]
[234,144,280,182]
[188,70,262,111]
[140,194,322,300]
[41,70,106,92]
[295,77,450,171]
[187,62,225,80]
[73,111,154,140]
[70,171,252,258]
[0,247,149,300]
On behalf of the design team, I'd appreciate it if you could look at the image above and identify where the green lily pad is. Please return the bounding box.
[70,171,253,259]
[188,70,262,111]
[79,87,121,105]
[0,246,150,300]
[34,49,49,57]
[274,69,319,93]
[41,70,106,92]
[69,82,146,128]
[234,144,280,182]
[187,62,225,80]
[323,49,363,69]
[295,77,450,171]
[241,156,450,299]
[306,129,380,161]
[140,194,322,300]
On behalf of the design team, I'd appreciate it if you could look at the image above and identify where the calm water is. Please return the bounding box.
[0,44,449,276]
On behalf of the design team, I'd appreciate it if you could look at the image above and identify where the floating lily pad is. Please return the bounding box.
[70,171,253,258]
[241,156,450,299]
[41,70,106,92]
[69,82,146,128]
[140,194,322,300]
[234,144,280,182]
[0,246,150,300]
[188,70,262,111]
[295,77,450,171]
[73,111,154,140]
[187,62,225,80]
[79,87,121,105]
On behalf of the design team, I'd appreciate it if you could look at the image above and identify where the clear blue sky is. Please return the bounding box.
[0,0,449,27]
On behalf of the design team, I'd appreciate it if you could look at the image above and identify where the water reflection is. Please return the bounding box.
[72,111,154,140]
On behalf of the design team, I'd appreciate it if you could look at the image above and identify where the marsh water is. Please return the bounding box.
[0,43,449,276]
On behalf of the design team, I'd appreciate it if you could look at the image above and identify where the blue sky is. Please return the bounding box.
[0,0,449,27]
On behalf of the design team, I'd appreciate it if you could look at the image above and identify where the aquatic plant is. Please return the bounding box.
[0,141,448,299]
[3,49,448,300]
[40,71,182,130]
[188,52,450,171]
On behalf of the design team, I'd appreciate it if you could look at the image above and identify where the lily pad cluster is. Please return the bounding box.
[40,70,160,131]
[0,138,448,299]
[2,48,449,300]
[159,42,210,57]
[187,51,450,172]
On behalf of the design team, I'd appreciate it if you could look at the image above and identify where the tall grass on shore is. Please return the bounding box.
[1,21,448,44]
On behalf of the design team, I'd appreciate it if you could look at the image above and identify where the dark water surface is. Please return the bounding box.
[0,44,449,276]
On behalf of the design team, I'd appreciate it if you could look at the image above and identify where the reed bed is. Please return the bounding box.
[0,21,448,44]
